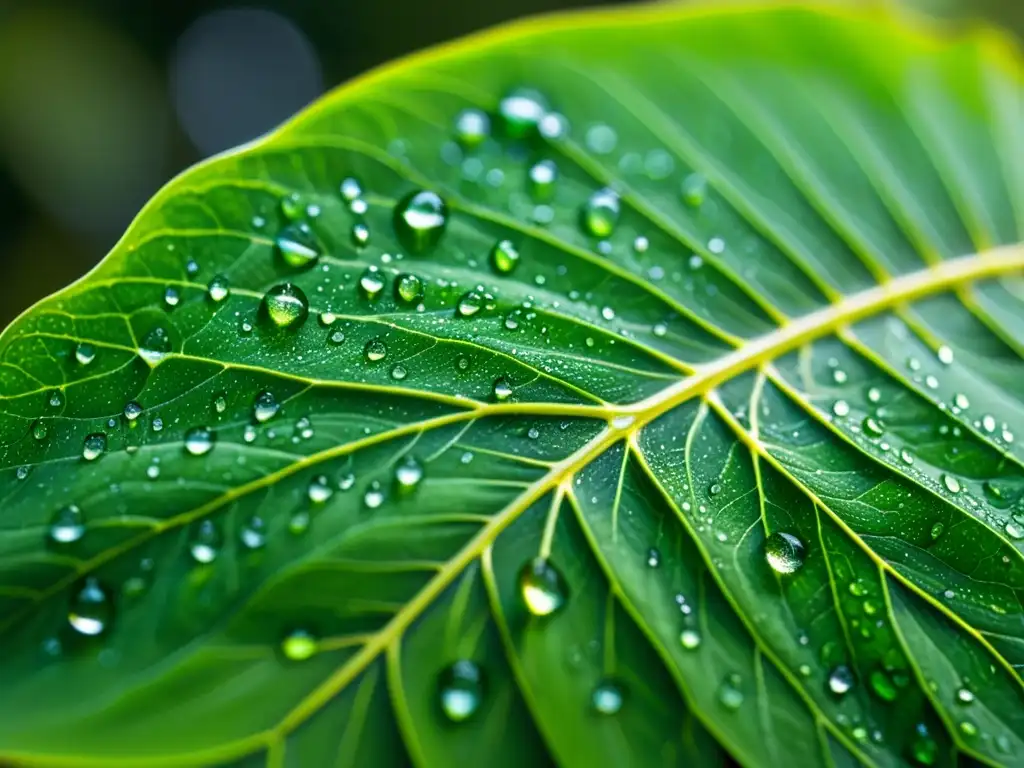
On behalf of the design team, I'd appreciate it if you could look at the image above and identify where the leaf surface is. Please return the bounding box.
[0,3,1022,767]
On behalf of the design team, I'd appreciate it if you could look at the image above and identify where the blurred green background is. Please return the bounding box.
[0,0,1019,327]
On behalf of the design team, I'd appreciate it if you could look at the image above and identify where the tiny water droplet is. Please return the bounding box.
[491,239,520,274]
[929,522,945,540]
[308,475,333,504]
[395,457,424,491]
[527,160,557,201]
[31,419,48,440]
[329,329,346,345]
[764,531,805,574]
[75,342,96,365]
[49,390,64,408]
[718,675,744,710]
[518,557,567,616]
[184,426,215,456]
[281,629,318,661]
[591,679,625,715]
[364,338,387,362]
[394,190,447,253]
[832,400,850,418]
[351,222,370,247]
[189,520,221,563]
[581,188,620,238]
[207,275,229,302]
[956,687,975,705]
[679,628,701,650]
[163,286,180,309]
[253,391,279,423]
[82,433,106,461]
[390,364,408,381]
[869,669,898,701]
[937,345,954,365]
[68,578,112,636]
[863,417,884,437]
[124,401,143,421]
[212,393,227,414]
[457,291,483,317]
[340,177,362,202]
[262,283,309,329]
[439,659,485,722]
[49,504,85,544]
[395,273,424,303]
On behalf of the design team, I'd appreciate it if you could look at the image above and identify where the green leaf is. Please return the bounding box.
[0,3,1021,766]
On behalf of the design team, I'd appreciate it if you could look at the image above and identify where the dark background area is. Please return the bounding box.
[0,0,1019,327]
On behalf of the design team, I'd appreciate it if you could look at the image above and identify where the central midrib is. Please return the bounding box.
[270,243,1024,749]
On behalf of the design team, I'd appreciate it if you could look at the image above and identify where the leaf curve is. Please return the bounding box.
[0,3,1022,767]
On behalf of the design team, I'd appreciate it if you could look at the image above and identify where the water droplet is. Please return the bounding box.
[184,426,215,456]
[1005,520,1024,540]
[828,665,854,696]
[680,173,708,206]
[518,557,567,616]
[328,329,346,345]
[439,659,485,722]
[867,386,882,404]
[900,449,915,465]
[929,522,945,540]
[863,417,884,437]
[959,720,977,737]
[456,356,471,372]
[276,223,321,268]
[910,724,937,765]
[49,390,64,408]
[457,291,483,317]
[210,394,228,415]
[709,482,723,497]
[832,400,850,418]
[262,283,309,329]
[492,376,513,402]
[82,433,106,461]
[75,342,96,365]
[498,88,547,138]
[307,475,333,504]
[527,160,557,200]
[240,516,266,550]
[585,123,617,155]
[352,222,370,247]
[163,287,180,309]
[394,190,447,253]
[395,457,424,491]
[953,393,969,410]
[281,629,318,661]
[491,239,520,274]
[718,675,744,710]
[363,480,385,509]
[390,364,408,381]
[280,192,304,220]
[340,177,362,202]
[454,108,490,148]
[581,188,620,238]
[49,504,85,544]
[253,391,279,423]
[364,338,387,362]
[937,345,954,365]
[764,531,805,574]
[591,679,625,714]
[869,669,897,701]
[139,326,172,365]
[68,578,112,636]
[956,686,975,705]
[31,419,48,440]
[941,474,961,494]
[680,628,701,650]
[123,401,143,421]
[395,273,424,303]
[207,275,229,302]
[189,520,221,563]
[357,267,384,300]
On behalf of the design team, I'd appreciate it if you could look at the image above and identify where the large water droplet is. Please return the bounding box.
[75,342,96,365]
[262,283,309,329]
[395,456,424,491]
[123,401,143,422]
[591,679,625,715]
[581,188,620,238]
[363,480,385,509]
[184,426,215,456]
[498,88,547,138]
[454,108,490,148]
[491,239,520,274]
[518,557,567,616]
[364,338,388,362]
[240,516,267,550]
[82,433,106,461]
[679,628,701,650]
[139,327,172,365]
[395,273,424,304]
[359,266,386,299]
[253,391,279,423]
[31,419,48,440]
[435,659,484,722]
[276,223,321,268]
[207,275,230,303]
[764,531,805,574]
[68,578,112,636]
[394,190,447,254]
[281,629,318,661]
[457,291,484,318]
[189,520,221,564]
[49,504,85,544]
[492,376,514,402]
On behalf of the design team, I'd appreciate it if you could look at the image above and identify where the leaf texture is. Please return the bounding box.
[0,3,1021,767]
